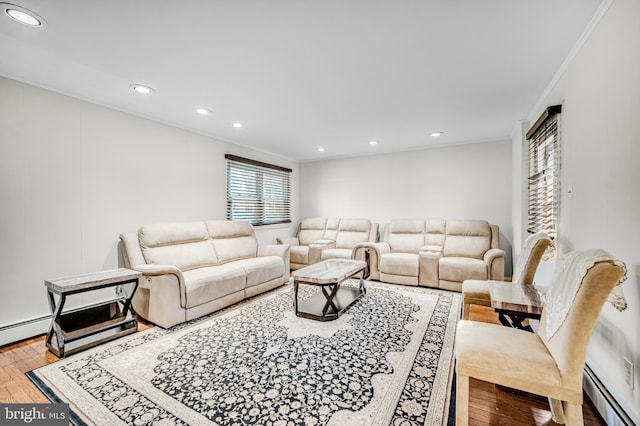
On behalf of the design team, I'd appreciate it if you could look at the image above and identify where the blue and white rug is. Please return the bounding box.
[28,281,460,426]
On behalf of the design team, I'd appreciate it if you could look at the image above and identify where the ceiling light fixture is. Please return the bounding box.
[196,108,210,115]
[131,84,154,94]
[3,5,44,27]
[317,147,325,152]
[369,140,378,145]
[430,132,444,137]
[233,122,243,128]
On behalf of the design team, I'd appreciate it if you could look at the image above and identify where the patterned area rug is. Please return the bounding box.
[28,280,460,426]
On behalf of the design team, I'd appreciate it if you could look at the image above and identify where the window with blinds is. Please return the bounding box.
[225,154,292,226]
[526,105,561,252]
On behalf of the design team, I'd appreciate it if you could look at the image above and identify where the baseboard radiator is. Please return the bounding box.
[584,365,634,425]
[0,315,50,347]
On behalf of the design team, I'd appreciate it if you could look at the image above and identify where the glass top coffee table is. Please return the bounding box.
[292,259,367,321]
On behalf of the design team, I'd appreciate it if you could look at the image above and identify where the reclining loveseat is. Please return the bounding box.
[276,217,378,271]
[355,218,504,291]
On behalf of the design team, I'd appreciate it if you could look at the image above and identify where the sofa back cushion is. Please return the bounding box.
[298,217,328,246]
[322,218,340,241]
[385,219,446,253]
[138,221,217,271]
[386,219,423,253]
[207,220,257,264]
[425,218,446,246]
[335,218,372,249]
[443,219,492,259]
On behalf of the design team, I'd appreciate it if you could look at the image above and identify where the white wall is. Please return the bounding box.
[520,0,639,421]
[0,76,298,344]
[299,140,513,274]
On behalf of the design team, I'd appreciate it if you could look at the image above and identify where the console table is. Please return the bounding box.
[44,268,141,357]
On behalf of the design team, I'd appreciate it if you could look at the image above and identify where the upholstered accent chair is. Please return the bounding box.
[361,218,504,291]
[455,249,628,426]
[277,217,378,271]
[461,231,552,319]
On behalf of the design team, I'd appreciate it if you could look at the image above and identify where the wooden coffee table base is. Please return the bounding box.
[293,259,367,321]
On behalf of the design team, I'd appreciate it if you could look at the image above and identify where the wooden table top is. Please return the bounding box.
[488,280,544,315]
[44,268,142,293]
[292,259,366,284]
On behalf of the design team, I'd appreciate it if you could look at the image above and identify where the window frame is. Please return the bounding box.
[225,154,292,226]
[525,105,562,251]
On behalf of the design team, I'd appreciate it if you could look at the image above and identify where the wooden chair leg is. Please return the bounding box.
[563,402,584,426]
[549,397,566,424]
[456,373,470,426]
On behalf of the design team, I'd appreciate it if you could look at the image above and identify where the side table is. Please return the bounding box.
[44,268,141,357]
[488,280,543,332]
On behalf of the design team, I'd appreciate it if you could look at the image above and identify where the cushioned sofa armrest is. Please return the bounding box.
[351,242,376,259]
[484,248,506,281]
[420,244,443,254]
[133,264,188,308]
[308,240,336,264]
[276,237,299,246]
[258,244,291,273]
[134,264,183,276]
[351,242,377,278]
[365,242,391,281]
[419,245,443,287]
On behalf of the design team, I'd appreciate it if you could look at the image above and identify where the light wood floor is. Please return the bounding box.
[0,306,605,425]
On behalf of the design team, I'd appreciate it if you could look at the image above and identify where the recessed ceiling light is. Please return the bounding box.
[131,84,154,94]
[233,122,243,128]
[196,108,210,115]
[3,5,44,27]
[430,132,444,137]
[369,140,378,145]
[317,147,325,152]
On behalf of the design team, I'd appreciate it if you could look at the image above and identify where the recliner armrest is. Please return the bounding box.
[308,240,336,264]
[276,236,299,246]
[419,245,442,287]
[484,248,506,281]
[133,264,187,308]
[258,244,291,273]
[364,242,391,281]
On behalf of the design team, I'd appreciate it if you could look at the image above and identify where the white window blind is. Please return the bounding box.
[526,105,561,251]
[225,154,292,226]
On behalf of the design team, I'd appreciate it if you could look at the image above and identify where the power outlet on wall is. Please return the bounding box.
[623,358,634,389]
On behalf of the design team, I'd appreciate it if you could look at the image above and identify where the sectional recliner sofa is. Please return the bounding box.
[354,218,504,292]
[120,220,290,328]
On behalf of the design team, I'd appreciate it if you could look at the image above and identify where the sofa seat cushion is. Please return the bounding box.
[290,245,309,265]
[380,253,419,277]
[236,256,285,287]
[440,257,487,282]
[183,264,246,308]
[321,248,352,260]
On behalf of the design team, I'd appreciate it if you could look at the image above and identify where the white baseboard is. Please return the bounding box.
[584,365,635,425]
[0,315,50,347]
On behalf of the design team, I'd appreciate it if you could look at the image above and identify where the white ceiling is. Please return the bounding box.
[0,0,604,162]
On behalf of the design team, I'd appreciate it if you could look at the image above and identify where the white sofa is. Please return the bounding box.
[276,217,379,271]
[357,218,504,292]
[120,220,290,328]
